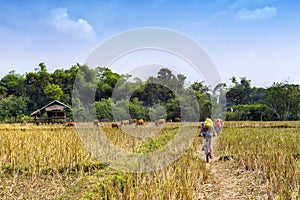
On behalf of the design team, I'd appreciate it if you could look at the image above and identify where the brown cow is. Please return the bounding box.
[111,122,119,128]
[136,119,144,126]
[66,122,75,127]
[155,119,165,126]
[93,119,100,127]
[131,118,137,124]
[174,117,181,122]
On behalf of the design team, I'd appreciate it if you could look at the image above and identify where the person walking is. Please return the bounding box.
[201,116,214,159]
[214,118,222,136]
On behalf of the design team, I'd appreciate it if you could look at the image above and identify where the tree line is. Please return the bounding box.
[0,63,299,122]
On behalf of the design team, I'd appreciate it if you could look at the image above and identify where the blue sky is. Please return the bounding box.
[0,0,299,87]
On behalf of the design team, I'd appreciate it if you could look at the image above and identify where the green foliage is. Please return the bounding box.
[112,100,129,121]
[0,95,28,122]
[190,82,211,120]
[226,77,252,120]
[226,104,274,121]
[1,70,25,96]
[74,65,98,105]
[72,98,90,121]
[225,110,238,121]
[128,97,149,120]
[149,104,167,121]
[44,83,63,101]
[264,83,300,120]
[165,98,180,120]
[226,78,300,121]
[94,99,113,121]
[190,81,209,94]
[95,67,122,100]
[0,63,299,122]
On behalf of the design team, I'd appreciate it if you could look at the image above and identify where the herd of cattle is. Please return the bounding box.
[91,117,181,128]
[66,117,181,128]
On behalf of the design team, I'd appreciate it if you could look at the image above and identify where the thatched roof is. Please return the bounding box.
[45,104,66,111]
[30,100,71,117]
[30,109,41,116]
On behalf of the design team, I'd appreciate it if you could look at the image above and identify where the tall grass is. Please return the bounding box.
[0,125,92,174]
[0,123,208,199]
[218,122,300,199]
[2,121,299,199]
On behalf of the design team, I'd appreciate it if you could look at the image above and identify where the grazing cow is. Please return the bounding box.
[136,119,144,126]
[155,118,166,126]
[174,117,181,122]
[121,120,129,126]
[66,122,75,127]
[130,118,137,124]
[111,122,119,128]
[93,119,100,127]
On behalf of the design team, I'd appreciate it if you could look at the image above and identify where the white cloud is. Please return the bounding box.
[236,6,277,20]
[50,8,96,40]
[230,0,278,10]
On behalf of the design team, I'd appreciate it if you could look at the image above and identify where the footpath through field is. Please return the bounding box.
[197,136,268,200]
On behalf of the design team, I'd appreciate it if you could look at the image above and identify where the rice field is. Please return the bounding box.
[218,121,300,199]
[0,121,299,199]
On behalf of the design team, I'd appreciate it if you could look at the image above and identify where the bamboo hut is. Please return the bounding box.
[30,100,71,124]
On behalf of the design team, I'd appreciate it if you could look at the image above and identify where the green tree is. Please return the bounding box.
[129,97,149,120]
[24,63,53,111]
[142,82,175,106]
[157,68,186,94]
[226,77,252,120]
[149,104,167,121]
[250,87,266,104]
[191,81,210,94]
[94,98,114,121]
[189,81,211,120]
[178,89,200,121]
[0,95,27,122]
[51,65,79,105]
[264,83,300,120]
[44,83,64,101]
[165,98,180,120]
[0,82,7,96]
[235,104,274,121]
[95,67,122,100]
[1,70,25,96]
[37,63,52,88]
[73,65,98,119]
[72,97,89,121]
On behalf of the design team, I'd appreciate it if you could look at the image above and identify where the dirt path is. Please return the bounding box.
[197,138,268,200]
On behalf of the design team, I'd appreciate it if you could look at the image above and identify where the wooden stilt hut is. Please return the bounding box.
[30,100,71,124]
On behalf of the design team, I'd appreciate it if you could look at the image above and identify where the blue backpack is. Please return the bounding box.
[201,122,207,137]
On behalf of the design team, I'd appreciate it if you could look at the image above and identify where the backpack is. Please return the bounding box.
[204,118,212,129]
[200,122,206,136]
[200,122,204,131]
